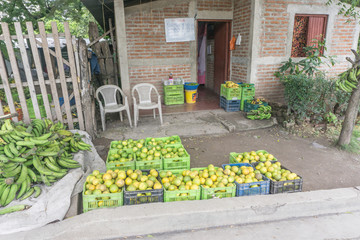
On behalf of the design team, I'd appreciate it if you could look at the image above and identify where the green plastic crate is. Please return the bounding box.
[200,185,236,200]
[106,149,135,171]
[162,144,190,170]
[82,184,123,213]
[241,84,255,100]
[161,169,187,176]
[164,84,184,96]
[136,158,163,170]
[164,94,184,105]
[164,188,200,202]
[146,135,182,147]
[220,84,242,100]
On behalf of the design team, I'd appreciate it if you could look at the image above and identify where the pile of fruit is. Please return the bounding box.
[110,139,145,151]
[124,169,162,192]
[249,98,267,105]
[226,165,264,185]
[84,169,124,196]
[224,81,239,89]
[246,105,272,120]
[195,164,236,189]
[107,149,134,164]
[0,118,91,212]
[147,136,181,147]
[159,170,200,192]
[162,145,188,159]
[254,161,300,182]
[231,150,276,164]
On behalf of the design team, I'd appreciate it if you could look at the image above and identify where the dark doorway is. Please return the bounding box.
[197,20,231,96]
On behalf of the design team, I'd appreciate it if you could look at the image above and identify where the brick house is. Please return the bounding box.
[82,0,360,103]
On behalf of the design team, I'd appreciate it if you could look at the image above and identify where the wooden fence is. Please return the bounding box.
[0,21,86,131]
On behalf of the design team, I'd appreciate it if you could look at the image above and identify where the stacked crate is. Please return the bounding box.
[163,84,184,105]
[240,83,255,111]
[220,84,242,112]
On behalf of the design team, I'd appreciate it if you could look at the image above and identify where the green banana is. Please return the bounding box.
[0,130,14,135]
[37,151,59,157]
[15,165,28,185]
[33,186,41,198]
[29,138,49,145]
[0,185,10,206]
[0,204,31,215]
[57,159,80,169]
[16,141,36,147]
[44,158,63,172]
[27,168,37,182]
[4,144,14,158]
[9,143,20,156]
[20,187,35,201]
[36,132,52,140]
[16,179,28,199]
[40,174,51,186]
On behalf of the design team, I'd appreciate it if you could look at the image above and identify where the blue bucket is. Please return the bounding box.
[184,82,199,90]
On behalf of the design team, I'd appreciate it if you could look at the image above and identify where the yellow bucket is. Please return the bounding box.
[185,90,197,104]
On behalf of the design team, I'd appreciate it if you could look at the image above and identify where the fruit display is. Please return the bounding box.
[224,81,239,89]
[110,139,145,151]
[191,164,236,199]
[83,169,124,212]
[223,164,270,196]
[106,149,135,171]
[146,136,181,147]
[159,169,201,202]
[0,118,91,210]
[246,105,272,120]
[124,169,163,205]
[253,161,302,193]
[335,67,359,93]
[84,169,124,196]
[230,150,276,164]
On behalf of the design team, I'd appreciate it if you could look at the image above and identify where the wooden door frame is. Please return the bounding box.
[196,20,232,89]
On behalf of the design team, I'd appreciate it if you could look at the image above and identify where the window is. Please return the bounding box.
[291,14,328,57]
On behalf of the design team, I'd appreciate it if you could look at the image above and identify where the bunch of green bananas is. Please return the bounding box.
[0,118,92,209]
[247,105,272,120]
[335,68,360,93]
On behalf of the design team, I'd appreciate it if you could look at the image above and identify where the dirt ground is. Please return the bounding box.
[93,125,360,192]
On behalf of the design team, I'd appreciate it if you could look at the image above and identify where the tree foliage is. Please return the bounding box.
[0,0,98,38]
[327,0,360,21]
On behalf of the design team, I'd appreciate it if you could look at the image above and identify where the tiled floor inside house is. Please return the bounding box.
[162,85,221,114]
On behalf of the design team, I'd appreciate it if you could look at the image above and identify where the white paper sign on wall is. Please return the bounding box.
[164,18,195,43]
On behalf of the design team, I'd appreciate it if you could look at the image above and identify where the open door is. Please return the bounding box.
[213,22,231,95]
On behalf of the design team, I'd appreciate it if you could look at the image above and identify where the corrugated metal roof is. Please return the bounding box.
[81,0,156,30]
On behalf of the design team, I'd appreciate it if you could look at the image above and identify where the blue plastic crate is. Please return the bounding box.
[59,97,76,107]
[220,96,240,112]
[222,163,270,196]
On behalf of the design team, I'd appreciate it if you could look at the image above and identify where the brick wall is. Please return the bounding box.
[125,3,190,59]
[125,2,191,102]
[254,0,359,103]
[197,0,232,12]
[231,0,252,83]
[206,39,215,90]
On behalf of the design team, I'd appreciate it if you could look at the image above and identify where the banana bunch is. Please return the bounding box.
[335,68,360,93]
[0,118,92,208]
[225,81,239,89]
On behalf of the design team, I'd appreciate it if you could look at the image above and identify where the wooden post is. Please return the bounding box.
[79,38,95,137]
[109,18,119,86]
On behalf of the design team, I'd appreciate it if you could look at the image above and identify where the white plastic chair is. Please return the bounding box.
[95,85,132,131]
[132,83,163,127]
